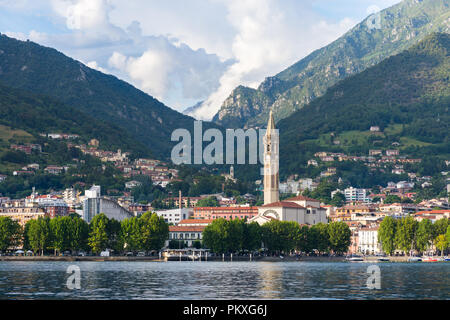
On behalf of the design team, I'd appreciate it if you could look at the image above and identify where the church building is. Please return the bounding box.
[250,110,327,226]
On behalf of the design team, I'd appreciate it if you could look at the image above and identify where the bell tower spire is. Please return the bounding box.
[263,109,279,205]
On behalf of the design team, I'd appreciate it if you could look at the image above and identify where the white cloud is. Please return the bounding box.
[1,0,401,117]
[191,0,357,120]
[86,60,109,73]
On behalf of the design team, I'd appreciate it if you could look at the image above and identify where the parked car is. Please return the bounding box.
[100,250,110,257]
[137,252,146,257]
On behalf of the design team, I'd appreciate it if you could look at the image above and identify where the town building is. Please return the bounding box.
[163,196,201,208]
[251,195,327,226]
[125,180,142,189]
[414,210,450,222]
[155,208,192,224]
[193,206,258,220]
[0,207,46,226]
[332,187,371,203]
[379,203,425,216]
[167,225,206,247]
[82,185,133,222]
[128,203,153,216]
[358,227,381,255]
[177,219,212,227]
[44,166,64,175]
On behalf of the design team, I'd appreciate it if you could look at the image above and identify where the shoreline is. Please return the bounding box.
[0,255,415,262]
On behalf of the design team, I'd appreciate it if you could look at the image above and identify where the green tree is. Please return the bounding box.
[395,216,418,256]
[433,218,449,237]
[330,192,346,207]
[328,221,351,255]
[446,225,450,245]
[195,196,219,207]
[435,234,448,257]
[88,213,110,254]
[192,240,202,249]
[50,216,71,255]
[227,219,245,252]
[139,212,169,251]
[68,216,89,253]
[311,223,330,254]
[378,216,397,255]
[296,225,312,253]
[26,217,51,255]
[107,218,123,253]
[261,220,301,254]
[203,219,230,254]
[0,217,22,252]
[121,217,142,252]
[243,222,262,251]
[415,219,434,253]
[384,195,402,204]
[169,240,187,249]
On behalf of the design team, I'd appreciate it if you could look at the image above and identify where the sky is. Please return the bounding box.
[0,0,402,119]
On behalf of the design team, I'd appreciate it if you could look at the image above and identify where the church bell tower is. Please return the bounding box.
[263,110,279,205]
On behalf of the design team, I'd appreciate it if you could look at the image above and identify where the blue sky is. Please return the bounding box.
[0,0,401,118]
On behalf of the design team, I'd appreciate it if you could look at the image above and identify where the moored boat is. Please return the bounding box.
[377,257,390,262]
[346,255,364,262]
[422,256,438,262]
[407,256,422,262]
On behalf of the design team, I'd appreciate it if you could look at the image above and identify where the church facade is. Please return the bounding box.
[250,110,327,226]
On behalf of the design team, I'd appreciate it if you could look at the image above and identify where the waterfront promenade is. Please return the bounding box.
[0,255,415,262]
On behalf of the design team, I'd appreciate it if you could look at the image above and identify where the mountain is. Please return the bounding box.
[213,0,450,128]
[183,101,204,116]
[278,33,449,178]
[0,34,201,159]
[0,81,148,155]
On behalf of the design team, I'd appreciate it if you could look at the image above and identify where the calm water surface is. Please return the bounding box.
[0,261,448,300]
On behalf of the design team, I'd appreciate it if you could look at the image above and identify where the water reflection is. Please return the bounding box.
[0,261,448,300]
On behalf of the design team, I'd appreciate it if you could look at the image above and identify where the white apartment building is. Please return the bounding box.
[358,227,381,255]
[155,208,192,225]
[332,187,371,203]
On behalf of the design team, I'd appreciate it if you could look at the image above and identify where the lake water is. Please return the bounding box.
[0,261,448,300]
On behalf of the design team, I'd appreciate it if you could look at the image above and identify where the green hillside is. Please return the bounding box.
[0,82,148,156]
[0,33,203,159]
[278,33,449,180]
[213,0,450,128]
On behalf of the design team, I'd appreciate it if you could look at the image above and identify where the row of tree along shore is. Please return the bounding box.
[0,213,353,256]
[378,216,450,256]
[1,212,449,257]
[0,212,168,255]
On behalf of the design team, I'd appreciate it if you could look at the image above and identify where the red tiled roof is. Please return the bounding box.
[169,226,206,232]
[415,210,450,215]
[178,219,213,225]
[194,207,258,211]
[285,195,319,202]
[262,201,305,208]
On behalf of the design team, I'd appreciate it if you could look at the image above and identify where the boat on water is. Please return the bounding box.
[162,249,210,261]
[377,257,390,262]
[444,256,450,262]
[422,256,439,262]
[346,255,364,262]
[408,256,422,262]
